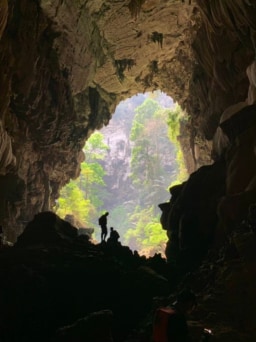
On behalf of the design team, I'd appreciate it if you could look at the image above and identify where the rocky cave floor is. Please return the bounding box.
[0,212,256,342]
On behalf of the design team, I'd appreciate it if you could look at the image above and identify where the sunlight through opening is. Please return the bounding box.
[56,90,188,257]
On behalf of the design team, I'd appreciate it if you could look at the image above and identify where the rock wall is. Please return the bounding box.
[1,0,256,241]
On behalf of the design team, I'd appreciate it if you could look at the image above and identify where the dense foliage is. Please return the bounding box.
[130,97,178,207]
[57,92,187,256]
[167,103,188,185]
[56,132,109,227]
[124,206,166,256]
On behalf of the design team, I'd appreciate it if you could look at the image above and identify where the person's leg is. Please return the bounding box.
[103,226,107,241]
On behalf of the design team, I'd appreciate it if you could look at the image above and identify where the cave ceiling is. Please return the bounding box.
[0,0,256,240]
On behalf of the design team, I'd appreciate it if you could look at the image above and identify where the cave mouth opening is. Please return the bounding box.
[57,90,187,257]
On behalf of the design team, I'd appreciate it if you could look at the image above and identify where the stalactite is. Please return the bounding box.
[128,0,145,19]
[149,32,163,48]
[114,59,136,81]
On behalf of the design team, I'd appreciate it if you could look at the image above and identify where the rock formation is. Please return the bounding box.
[0,0,256,242]
[0,211,170,342]
[1,1,256,340]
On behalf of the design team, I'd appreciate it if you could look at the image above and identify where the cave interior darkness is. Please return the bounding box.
[1,1,256,341]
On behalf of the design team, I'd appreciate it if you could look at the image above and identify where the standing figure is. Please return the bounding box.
[98,212,109,242]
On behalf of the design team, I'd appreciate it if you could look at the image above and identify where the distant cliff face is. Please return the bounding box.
[1,0,256,240]
[99,93,177,221]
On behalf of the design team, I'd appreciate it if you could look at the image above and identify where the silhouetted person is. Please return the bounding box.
[98,212,109,242]
[107,227,120,245]
[153,289,197,342]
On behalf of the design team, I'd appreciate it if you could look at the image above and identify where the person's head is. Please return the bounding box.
[110,227,113,231]
[105,212,109,216]
[174,289,197,315]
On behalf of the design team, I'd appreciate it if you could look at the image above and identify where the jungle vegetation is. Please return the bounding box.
[57,92,187,256]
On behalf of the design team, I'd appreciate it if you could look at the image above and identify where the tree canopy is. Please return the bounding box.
[57,92,187,255]
[57,132,109,227]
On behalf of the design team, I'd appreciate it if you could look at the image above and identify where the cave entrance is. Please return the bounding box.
[57,91,187,257]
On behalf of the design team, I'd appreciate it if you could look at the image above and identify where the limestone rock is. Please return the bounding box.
[0,121,16,174]
[1,1,256,249]
[15,211,77,247]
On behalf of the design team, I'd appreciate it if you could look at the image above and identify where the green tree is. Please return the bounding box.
[57,181,95,226]
[84,131,109,162]
[167,104,188,184]
[130,98,177,207]
[124,206,167,254]
[80,132,109,218]
[124,95,186,257]
[80,162,105,202]
[57,132,110,227]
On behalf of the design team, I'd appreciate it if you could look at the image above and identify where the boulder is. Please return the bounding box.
[15,211,77,247]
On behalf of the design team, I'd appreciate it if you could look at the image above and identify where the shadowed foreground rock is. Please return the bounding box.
[1,1,256,245]
[54,310,114,342]
[0,212,169,342]
[1,212,256,341]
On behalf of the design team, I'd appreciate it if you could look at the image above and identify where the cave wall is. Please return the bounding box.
[1,0,256,241]
[188,0,256,143]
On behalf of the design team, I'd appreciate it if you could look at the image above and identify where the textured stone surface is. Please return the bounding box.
[1,0,256,244]
[2,2,256,340]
